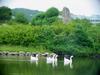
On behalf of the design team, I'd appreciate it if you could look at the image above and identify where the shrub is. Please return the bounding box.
[0,19,99,56]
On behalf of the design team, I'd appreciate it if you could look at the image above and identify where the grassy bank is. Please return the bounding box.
[0,45,50,53]
[0,20,100,56]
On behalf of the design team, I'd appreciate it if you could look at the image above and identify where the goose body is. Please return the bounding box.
[64,55,73,67]
[46,54,58,67]
[30,54,38,61]
[46,54,58,62]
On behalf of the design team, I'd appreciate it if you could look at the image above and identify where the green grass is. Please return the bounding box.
[0,45,51,53]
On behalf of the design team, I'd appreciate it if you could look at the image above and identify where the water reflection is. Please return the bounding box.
[64,55,73,69]
[46,59,58,67]
[30,60,38,66]
[0,56,100,75]
[64,61,73,69]
[30,54,39,66]
[46,54,58,67]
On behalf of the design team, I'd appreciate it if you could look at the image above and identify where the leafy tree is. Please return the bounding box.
[46,16,58,24]
[45,7,59,17]
[14,13,28,24]
[87,25,100,52]
[45,7,59,24]
[73,25,93,47]
[35,13,45,19]
[31,7,59,25]
[32,13,46,25]
[0,6,12,22]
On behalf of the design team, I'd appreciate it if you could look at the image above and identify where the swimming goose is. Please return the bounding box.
[64,55,73,66]
[30,54,39,61]
[46,54,58,67]
[47,54,58,62]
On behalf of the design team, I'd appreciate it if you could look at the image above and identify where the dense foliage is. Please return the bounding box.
[45,7,59,17]
[0,6,12,22]
[0,19,100,56]
[0,6,99,57]
[14,13,28,24]
[31,7,59,25]
[12,8,40,22]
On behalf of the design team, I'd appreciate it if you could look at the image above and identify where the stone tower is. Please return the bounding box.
[62,7,71,24]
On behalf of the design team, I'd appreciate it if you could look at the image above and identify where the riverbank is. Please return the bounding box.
[0,45,100,58]
[0,20,100,57]
[0,45,52,56]
[0,45,50,53]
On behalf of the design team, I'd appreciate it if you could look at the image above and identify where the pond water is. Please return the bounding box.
[0,56,100,75]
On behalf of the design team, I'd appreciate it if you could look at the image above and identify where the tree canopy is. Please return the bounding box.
[45,7,59,17]
[0,6,12,22]
[31,7,59,25]
[14,13,28,24]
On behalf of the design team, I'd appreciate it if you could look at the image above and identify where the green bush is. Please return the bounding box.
[14,13,28,24]
[31,7,59,25]
[0,19,100,56]
[0,6,12,22]
[45,7,59,17]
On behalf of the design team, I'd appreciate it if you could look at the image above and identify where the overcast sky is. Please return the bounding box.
[0,0,100,16]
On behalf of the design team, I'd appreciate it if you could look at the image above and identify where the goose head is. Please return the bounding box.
[55,54,58,58]
[36,54,39,57]
[70,55,73,59]
[51,54,58,58]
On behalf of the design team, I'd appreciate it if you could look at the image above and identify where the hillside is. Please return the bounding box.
[12,8,41,22]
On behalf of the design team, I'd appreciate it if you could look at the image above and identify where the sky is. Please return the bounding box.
[0,0,100,16]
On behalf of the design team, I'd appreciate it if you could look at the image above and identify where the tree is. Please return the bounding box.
[0,6,12,22]
[45,7,59,24]
[32,13,46,25]
[87,25,100,52]
[45,7,59,17]
[31,7,59,25]
[14,13,28,24]
[73,25,93,47]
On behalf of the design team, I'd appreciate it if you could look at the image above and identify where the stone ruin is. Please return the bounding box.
[62,7,71,24]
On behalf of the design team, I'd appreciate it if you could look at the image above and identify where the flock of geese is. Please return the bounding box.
[30,53,73,68]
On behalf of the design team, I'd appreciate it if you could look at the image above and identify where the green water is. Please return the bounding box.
[0,56,100,75]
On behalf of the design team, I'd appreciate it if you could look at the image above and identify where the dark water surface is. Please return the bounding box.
[0,56,100,75]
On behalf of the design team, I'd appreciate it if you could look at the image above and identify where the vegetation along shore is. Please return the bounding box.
[0,6,100,57]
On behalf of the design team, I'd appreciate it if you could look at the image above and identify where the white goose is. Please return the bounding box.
[46,54,58,67]
[54,54,58,62]
[64,55,73,68]
[47,54,58,62]
[30,54,39,61]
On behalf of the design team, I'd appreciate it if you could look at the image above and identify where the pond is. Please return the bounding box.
[0,56,100,75]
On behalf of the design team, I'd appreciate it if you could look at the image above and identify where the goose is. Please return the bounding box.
[30,54,39,61]
[46,54,58,67]
[30,59,38,65]
[64,55,73,63]
[54,54,58,62]
[64,55,73,68]
[47,54,58,62]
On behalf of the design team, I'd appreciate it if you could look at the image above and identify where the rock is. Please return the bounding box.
[19,51,26,56]
[2,51,8,56]
[42,52,49,57]
[25,52,31,56]
[94,54,100,58]
[0,51,3,55]
[9,52,18,56]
